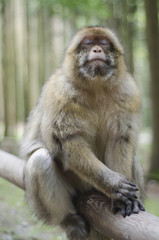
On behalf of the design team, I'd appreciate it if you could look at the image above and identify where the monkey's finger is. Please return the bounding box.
[126,192,137,200]
[132,200,145,213]
[132,200,140,213]
[116,192,129,203]
[120,189,137,200]
[128,182,138,187]
[125,200,132,216]
[122,182,139,192]
[119,200,132,217]
[121,206,126,218]
[123,181,139,190]
[138,201,145,211]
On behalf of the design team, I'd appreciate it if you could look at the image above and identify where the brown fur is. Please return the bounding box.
[21,26,144,240]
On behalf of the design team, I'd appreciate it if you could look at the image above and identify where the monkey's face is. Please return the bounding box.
[64,27,125,85]
[77,35,117,79]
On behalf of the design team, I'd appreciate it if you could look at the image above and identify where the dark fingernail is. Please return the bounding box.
[139,202,145,211]
[127,210,131,216]
[140,206,145,211]
[133,207,139,213]
[128,193,137,200]
[121,209,126,218]
[131,193,137,199]
[129,182,137,187]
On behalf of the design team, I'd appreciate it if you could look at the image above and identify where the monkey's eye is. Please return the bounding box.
[82,38,94,45]
[99,39,110,45]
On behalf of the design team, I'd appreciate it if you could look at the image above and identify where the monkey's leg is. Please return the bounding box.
[61,214,90,240]
[25,148,90,240]
[25,148,75,225]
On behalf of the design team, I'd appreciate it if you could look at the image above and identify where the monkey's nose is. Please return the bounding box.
[92,45,102,53]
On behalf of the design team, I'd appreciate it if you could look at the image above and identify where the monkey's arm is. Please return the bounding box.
[105,78,141,181]
[104,106,144,216]
[105,123,136,181]
[61,136,138,203]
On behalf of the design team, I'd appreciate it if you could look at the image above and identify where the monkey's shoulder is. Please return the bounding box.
[39,76,95,141]
[113,75,141,113]
[40,70,89,113]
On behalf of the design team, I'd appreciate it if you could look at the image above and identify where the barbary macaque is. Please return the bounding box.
[21,26,145,240]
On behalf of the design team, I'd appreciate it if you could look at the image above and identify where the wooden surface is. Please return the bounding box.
[79,192,159,240]
[0,150,25,189]
[1,149,159,240]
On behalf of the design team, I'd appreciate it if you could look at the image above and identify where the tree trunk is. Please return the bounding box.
[107,0,135,75]
[122,0,136,74]
[144,0,159,176]
[2,0,16,137]
[37,6,46,90]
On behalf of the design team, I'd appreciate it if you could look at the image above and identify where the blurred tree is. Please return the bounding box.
[121,0,137,74]
[106,0,137,74]
[144,0,159,177]
[1,0,16,136]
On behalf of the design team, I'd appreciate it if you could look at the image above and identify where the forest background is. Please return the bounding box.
[0,0,159,239]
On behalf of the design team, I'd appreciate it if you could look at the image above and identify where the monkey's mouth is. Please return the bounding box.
[89,59,105,64]
[88,59,107,69]
[88,56,111,66]
[88,57,106,63]
[80,56,114,78]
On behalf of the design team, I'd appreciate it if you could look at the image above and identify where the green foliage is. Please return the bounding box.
[27,0,112,19]
[147,171,159,182]
[145,198,159,217]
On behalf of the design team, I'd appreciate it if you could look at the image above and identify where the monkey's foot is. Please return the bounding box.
[61,214,90,240]
[111,199,145,218]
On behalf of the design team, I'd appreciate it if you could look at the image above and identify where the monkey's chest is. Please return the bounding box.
[94,104,125,163]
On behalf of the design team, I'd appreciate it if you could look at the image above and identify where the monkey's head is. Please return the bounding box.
[63,27,126,87]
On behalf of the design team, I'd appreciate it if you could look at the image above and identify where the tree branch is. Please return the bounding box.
[79,192,159,240]
[0,150,25,190]
[0,149,159,240]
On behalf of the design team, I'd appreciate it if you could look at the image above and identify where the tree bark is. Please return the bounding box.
[1,0,16,136]
[144,0,159,175]
[0,150,25,190]
[79,192,159,240]
[0,150,159,240]
[121,0,136,75]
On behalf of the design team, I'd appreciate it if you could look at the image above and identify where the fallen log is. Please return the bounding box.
[0,149,159,240]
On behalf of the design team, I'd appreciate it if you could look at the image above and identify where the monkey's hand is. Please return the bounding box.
[108,173,145,217]
[111,199,145,217]
[62,137,144,217]
[108,173,139,201]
